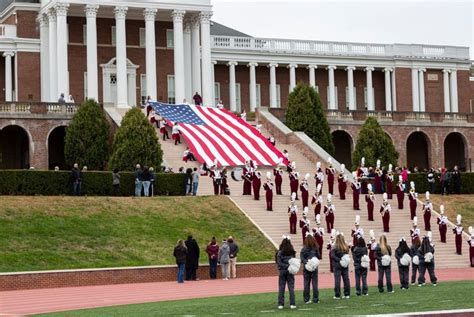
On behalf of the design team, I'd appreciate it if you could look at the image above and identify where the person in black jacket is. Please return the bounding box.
[173,240,187,283]
[410,237,421,285]
[372,234,393,293]
[395,238,411,290]
[185,235,200,281]
[71,163,82,196]
[451,166,461,195]
[352,236,369,296]
[417,236,437,286]
[331,234,351,299]
[300,234,321,304]
[276,236,297,310]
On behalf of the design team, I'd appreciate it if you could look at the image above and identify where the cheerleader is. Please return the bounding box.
[351,172,361,210]
[396,176,405,210]
[372,234,394,293]
[395,237,411,289]
[327,229,336,273]
[299,207,311,243]
[314,162,324,192]
[263,172,274,211]
[324,194,335,233]
[380,193,391,233]
[352,236,369,296]
[410,217,421,244]
[365,184,375,221]
[417,235,437,286]
[209,161,221,195]
[436,205,448,243]
[422,192,433,231]
[300,173,310,208]
[326,158,336,195]
[408,182,418,220]
[368,230,377,271]
[273,160,284,195]
[337,164,347,200]
[311,184,323,219]
[300,234,321,304]
[410,236,421,285]
[374,159,382,194]
[276,236,297,310]
[288,193,298,234]
[351,215,364,247]
[468,226,474,267]
[252,169,262,200]
[242,160,252,195]
[158,118,169,140]
[331,233,351,299]
[386,164,394,199]
[171,122,181,145]
[452,215,463,255]
[312,214,324,259]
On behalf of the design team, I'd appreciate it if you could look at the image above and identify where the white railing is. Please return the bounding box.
[211,36,470,60]
[443,113,467,122]
[0,24,16,38]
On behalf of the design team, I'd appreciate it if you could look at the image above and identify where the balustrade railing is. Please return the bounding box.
[0,102,80,115]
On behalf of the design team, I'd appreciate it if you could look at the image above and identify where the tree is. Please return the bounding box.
[109,107,163,171]
[64,99,110,170]
[285,83,334,154]
[352,117,399,169]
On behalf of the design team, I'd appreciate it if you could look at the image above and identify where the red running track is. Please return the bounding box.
[1,268,473,316]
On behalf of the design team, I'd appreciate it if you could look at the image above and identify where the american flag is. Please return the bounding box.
[151,102,287,167]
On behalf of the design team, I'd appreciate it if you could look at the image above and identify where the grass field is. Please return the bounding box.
[0,196,276,272]
[430,194,474,228]
[40,281,474,316]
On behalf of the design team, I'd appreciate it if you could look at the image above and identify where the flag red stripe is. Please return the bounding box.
[180,124,218,165]
[191,124,238,166]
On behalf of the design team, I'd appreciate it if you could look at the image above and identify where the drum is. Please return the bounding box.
[231,167,244,182]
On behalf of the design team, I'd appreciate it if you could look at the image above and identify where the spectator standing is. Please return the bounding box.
[373,234,394,293]
[173,240,187,283]
[452,166,461,194]
[142,166,151,197]
[427,168,436,194]
[71,163,82,196]
[206,237,219,279]
[300,234,321,304]
[134,164,143,197]
[228,236,240,278]
[193,92,203,106]
[401,167,409,193]
[112,168,120,196]
[58,93,65,103]
[276,236,297,309]
[185,235,200,281]
[191,167,200,196]
[149,167,155,197]
[218,238,231,280]
[68,94,75,103]
[185,168,193,195]
[443,168,451,195]
[352,236,369,296]
[216,100,224,109]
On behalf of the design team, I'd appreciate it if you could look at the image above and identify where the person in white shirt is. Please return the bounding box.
[216,100,224,109]
[241,110,247,121]
[172,123,181,145]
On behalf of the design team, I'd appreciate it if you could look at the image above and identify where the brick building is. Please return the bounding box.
[0,0,473,170]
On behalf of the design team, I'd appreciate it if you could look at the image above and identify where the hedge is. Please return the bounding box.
[0,170,186,196]
[406,173,474,194]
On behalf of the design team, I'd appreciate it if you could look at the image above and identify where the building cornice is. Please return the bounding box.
[0,38,40,53]
[0,3,41,23]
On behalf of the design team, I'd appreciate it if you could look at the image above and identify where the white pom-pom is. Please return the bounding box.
[361,255,370,268]
[400,253,412,266]
[425,191,430,200]
[340,254,351,268]
[340,164,345,172]
[266,171,272,179]
[291,192,296,201]
[305,257,320,272]
[412,255,420,265]
[288,258,301,275]
[424,252,434,263]
[381,254,391,266]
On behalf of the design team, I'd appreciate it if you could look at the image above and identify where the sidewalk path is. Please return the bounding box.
[1,268,472,316]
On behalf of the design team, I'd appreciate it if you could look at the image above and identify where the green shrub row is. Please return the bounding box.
[406,173,474,194]
[0,170,186,196]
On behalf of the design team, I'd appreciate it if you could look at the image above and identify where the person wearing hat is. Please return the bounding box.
[395,237,411,290]
[467,226,474,267]
[252,169,262,201]
[311,184,323,219]
[242,160,253,195]
[436,205,448,243]
[452,215,464,255]
[374,160,382,194]
[396,176,405,209]
[312,214,324,259]
[314,162,324,193]
[288,193,298,234]
[368,230,377,272]
[327,229,337,273]
[386,164,394,199]
[263,172,274,211]
[273,160,284,195]
[324,194,335,233]
[299,208,311,243]
[410,217,421,244]
[326,158,336,195]
[380,193,392,233]
[337,165,347,200]
[408,182,418,220]
[365,184,375,221]
[351,172,361,210]
[209,161,221,196]
[358,157,369,195]
[289,163,299,201]
[351,215,364,247]
[422,192,433,231]
[300,173,310,208]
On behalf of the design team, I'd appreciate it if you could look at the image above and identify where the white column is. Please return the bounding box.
[38,14,49,102]
[308,65,317,89]
[411,68,419,112]
[383,68,392,111]
[450,70,458,113]
[114,6,129,108]
[248,62,258,111]
[328,65,337,110]
[3,52,14,102]
[391,69,397,111]
[200,11,213,106]
[85,5,99,101]
[190,15,201,97]
[172,10,185,104]
[56,3,69,98]
[442,69,451,113]
[183,19,192,101]
[365,67,374,111]
[228,61,237,112]
[144,8,157,101]
[211,60,217,105]
[268,63,278,108]
[47,8,57,101]
[288,63,297,92]
[418,68,426,112]
[346,66,355,110]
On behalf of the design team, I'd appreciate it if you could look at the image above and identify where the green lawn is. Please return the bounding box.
[40,281,474,316]
[0,196,276,272]
[430,194,474,228]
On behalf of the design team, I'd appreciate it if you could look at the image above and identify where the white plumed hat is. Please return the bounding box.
[303,206,308,216]
[469,226,473,237]
[427,231,432,241]
[376,159,381,168]
[457,214,462,225]
[425,191,430,200]
[291,161,296,169]
[316,214,321,225]
[410,181,415,189]
[388,164,393,172]
[369,229,375,240]
[316,183,322,194]
[316,161,321,169]
[331,228,337,238]
[413,216,418,226]
[328,157,332,165]
[368,184,373,192]
[340,164,345,172]
[398,175,403,182]
[383,192,388,201]
[327,193,332,202]
[440,205,444,215]
[352,171,357,178]
[305,173,310,181]
[361,157,365,166]
[355,215,360,225]
[266,171,272,180]
[291,192,296,201]
[213,158,218,167]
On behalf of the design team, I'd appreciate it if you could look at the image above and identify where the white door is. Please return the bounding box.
[110,73,117,105]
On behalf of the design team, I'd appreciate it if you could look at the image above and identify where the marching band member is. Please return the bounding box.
[408,181,418,220]
[395,237,411,290]
[396,176,405,210]
[351,172,361,210]
[337,164,347,200]
[171,122,181,145]
[417,235,437,286]
[314,162,324,193]
[311,184,323,219]
[312,214,324,259]
[327,229,337,273]
[263,172,274,211]
[273,159,284,195]
[255,123,262,134]
[436,205,448,243]
[300,173,310,208]
[468,226,474,267]
[374,159,382,194]
[365,184,375,221]
[209,160,221,195]
[351,215,364,246]
[368,230,377,272]
[283,149,290,162]
[242,160,253,196]
[358,157,369,194]
[324,193,335,233]
[410,217,421,244]
[158,118,169,140]
[380,193,391,233]
[221,167,228,195]
[422,191,433,231]
[326,158,336,195]
[289,161,299,200]
[252,169,262,201]
[386,164,394,199]
[299,207,311,243]
[410,236,421,285]
[268,135,276,146]
[372,234,394,293]
[452,215,463,255]
[288,193,298,234]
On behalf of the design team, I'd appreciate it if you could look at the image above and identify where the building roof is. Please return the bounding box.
[210,21,252,38]
[0,0,38,12]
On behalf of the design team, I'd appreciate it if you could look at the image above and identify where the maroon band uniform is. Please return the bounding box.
[263,179,273,211]
[252,172,261,200]
[338,174,347,200]
[386,174,394,199]
[273,168,283,195]
[326,166,335,195]
[365,193,375,221]
[311,193,323,218]
[422,200,432,231]
[437,214,448,243]
[324,199,335,233]
[380,199,391,233]
[352,181,361,210]
[299,216,310,243]
[368,240,377,271]
[313,225,324,259]
[209,169,221,195]
[452,224,463,255]
[288,202,298,234]
[396,182,405,209]
[408,191,417,220]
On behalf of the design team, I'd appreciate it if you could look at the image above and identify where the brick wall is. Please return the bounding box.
[17,52,40,102]
[17,11,39,39]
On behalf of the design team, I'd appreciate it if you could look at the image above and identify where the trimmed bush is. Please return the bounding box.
[0,170,186,196]
[407,173,474,195]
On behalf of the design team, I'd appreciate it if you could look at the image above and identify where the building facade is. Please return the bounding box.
[0,0,473,170]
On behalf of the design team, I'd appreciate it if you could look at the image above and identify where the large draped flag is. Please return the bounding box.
[150,102,287,167]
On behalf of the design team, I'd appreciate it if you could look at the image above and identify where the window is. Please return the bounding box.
[140,74,147,104]
[345,87,357,110]
[327,86,339,109]
[256,84,261,107]
[236,83,241,111]
[110,74,117,85]
[167,75,175,104]
[83,25,87,44]
[139,28,146,47]
[84,72,87,100]
[111,26,116,46]
[166,29,174,48]
[214,82,221,105]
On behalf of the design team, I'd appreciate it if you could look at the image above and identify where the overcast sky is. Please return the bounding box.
[212,0,474,60]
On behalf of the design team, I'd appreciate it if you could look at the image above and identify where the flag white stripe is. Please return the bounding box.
[184,124,230,166]
[178,125,214,166]
[196,125,242,165]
